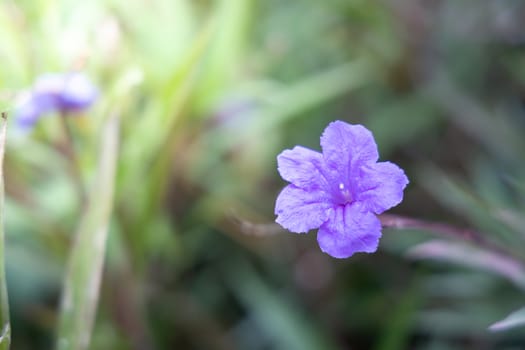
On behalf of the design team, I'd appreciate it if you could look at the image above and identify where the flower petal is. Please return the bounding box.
[277,146,326,190]
[317,203,381,258]
[34,73,65,95]
[275,185,333,233]
[14,92,57,129]
[320,121,379,173]
[60,73,98,110]
[357,161,409,214]
[35,72,98,111]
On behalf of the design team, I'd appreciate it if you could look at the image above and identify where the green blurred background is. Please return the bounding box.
[2,0,525,349]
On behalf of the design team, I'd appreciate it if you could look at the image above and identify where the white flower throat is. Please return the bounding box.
[339,183,353,203]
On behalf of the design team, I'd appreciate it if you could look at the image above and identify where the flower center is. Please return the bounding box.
[338,183,353,204]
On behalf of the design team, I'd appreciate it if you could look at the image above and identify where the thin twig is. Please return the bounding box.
[380,214,525,286]
[379,213,518,259]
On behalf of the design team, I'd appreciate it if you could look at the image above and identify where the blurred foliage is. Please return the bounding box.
[0,0,525,349]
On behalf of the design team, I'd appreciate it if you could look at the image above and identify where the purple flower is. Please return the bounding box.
[14,72,98,129]
[14,92,57,129]
[275,121,409,258]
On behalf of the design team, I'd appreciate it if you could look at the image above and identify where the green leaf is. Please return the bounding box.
[56,116,120,350]
[194,0,253,110]
[489,306,525,332]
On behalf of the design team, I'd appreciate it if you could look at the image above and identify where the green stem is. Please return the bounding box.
[56,116,119,350]
[0,112,11,350]
[59,113,87,207]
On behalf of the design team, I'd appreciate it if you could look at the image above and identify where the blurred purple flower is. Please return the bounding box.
[14,72,98,129]
[275,121,409,258]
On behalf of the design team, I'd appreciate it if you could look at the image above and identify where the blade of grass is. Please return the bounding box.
[375,280,421,350]
[195,0,252,110]
[424,74,525,162]
[407,240,525,291]
[56,116,120,350]
[117,23,213,268]
[489,306,525,332]
[224,259,339,350]
[417,165,520,250]
[0,113,10,350]
[247,59,373,133]
[208,59,373,154]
